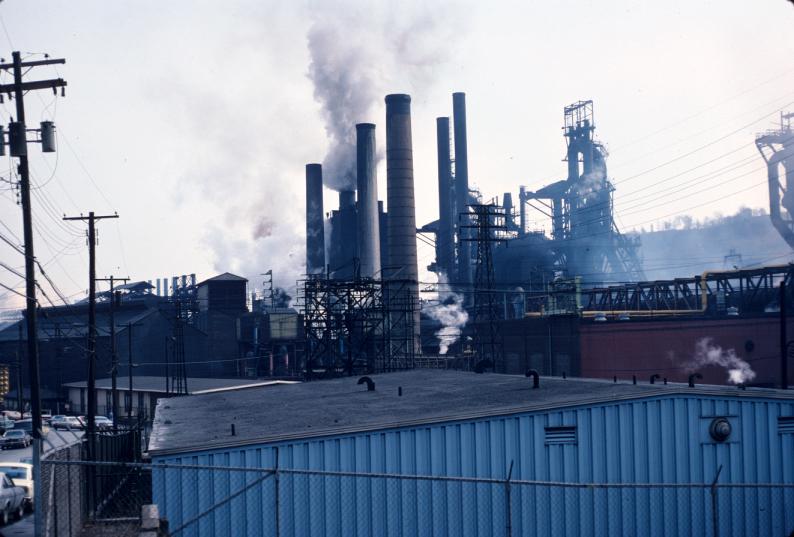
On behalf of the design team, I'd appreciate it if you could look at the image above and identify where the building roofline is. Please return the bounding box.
[147,373,794,457]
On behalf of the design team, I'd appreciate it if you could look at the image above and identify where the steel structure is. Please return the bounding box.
[755,111,794,249]
[299,274,417,378]
[462,204,508,371]
[521,100,644,283]
[580,264,794,313]
[163,283,197,395]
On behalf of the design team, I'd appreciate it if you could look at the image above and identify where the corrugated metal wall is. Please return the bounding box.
[152,394,794,536]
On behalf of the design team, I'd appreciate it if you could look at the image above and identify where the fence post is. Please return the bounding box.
[275,447,281,537]
[505,460,514,537]
[710,465,723,537]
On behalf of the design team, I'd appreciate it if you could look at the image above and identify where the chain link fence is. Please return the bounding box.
[36,459,794,537]
[38,426,150,537]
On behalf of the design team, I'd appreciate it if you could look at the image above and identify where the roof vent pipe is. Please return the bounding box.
[357,376,375,391]
[649,374,660,384]
[525,369,540,389]
[632,375,637,385]
[688,373,703,388]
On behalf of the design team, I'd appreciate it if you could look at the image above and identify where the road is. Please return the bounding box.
[0,429,83,464]
[0,429,83,537]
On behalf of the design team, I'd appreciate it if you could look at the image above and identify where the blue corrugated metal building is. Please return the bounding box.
[148,370,794,536]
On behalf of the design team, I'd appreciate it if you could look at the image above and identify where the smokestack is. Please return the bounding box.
[519,186,526,236]
[385,94,420,354]
[356,123,381,279]
[305,164,326,275]
[453,92,472,286]
[335,189,358,279]
[436,117,455,278]
[503,192,514,230]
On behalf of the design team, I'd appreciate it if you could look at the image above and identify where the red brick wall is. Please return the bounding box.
[579,316,794,387]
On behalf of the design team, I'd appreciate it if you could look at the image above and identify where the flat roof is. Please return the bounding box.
[64,377,296,395]
[147,369,794,457]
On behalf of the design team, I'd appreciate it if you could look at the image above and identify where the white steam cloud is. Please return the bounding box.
[684,337,756,385]
[424,272,468,354]
[306,3,459,191]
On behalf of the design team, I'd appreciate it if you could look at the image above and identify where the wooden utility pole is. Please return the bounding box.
[1,51,66,442]
[63,212,118,454]
[1,51,67,534]
[96,276,129,429]
[125,321,143,419]
[782,282,788,390]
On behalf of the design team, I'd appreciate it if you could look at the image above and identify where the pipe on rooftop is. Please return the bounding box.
[525,369,540,389]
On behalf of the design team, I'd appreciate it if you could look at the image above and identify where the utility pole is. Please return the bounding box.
[781,281,788,390]
[96,276,128,429]
[3,51,66,436]
[63,212,118,455]
[124,321,143,419]
[16,324,23,415]
[1,50,67,535]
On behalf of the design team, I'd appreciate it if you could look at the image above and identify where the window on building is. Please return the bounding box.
[137,392,145,418]
[79,388,85,414]
[105,391,112,417]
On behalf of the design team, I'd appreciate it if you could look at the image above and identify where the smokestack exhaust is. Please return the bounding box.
[305,163,326,275]
[356,123,381,279]
[385,93,421,355]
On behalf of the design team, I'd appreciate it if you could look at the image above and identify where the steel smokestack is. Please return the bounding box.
[385,93,420,354]
[436,117,455,278]
[305,163,326,275]
[453,92,472,286]
[356,123,381,279]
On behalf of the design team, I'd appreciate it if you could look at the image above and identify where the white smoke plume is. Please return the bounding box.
[683,337,757,385]
[424,272,468,355]
[306,3,458,191]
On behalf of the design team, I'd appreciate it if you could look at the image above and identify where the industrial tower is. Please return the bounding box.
[756,111,794,250]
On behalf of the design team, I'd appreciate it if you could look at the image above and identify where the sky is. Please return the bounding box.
[0,0,793,313]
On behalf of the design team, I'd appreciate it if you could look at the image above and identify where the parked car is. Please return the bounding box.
[95,416,113,431]
[0,472,25,524]
[0,464,32,512]
[51,416,83,431]
[12,419,32,433]
[0,431,30,450]
[0,411,20,421]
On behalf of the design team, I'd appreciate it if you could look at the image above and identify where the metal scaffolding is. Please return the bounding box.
[298,272,417,378]
[462,204,508,372]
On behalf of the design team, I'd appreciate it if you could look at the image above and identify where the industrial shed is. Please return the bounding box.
[148,370,794,537]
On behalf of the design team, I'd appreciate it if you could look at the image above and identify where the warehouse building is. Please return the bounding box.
[148,370,794,536]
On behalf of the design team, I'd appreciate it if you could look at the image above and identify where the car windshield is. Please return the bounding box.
[0,468,27,479]
[4,431,23,437]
